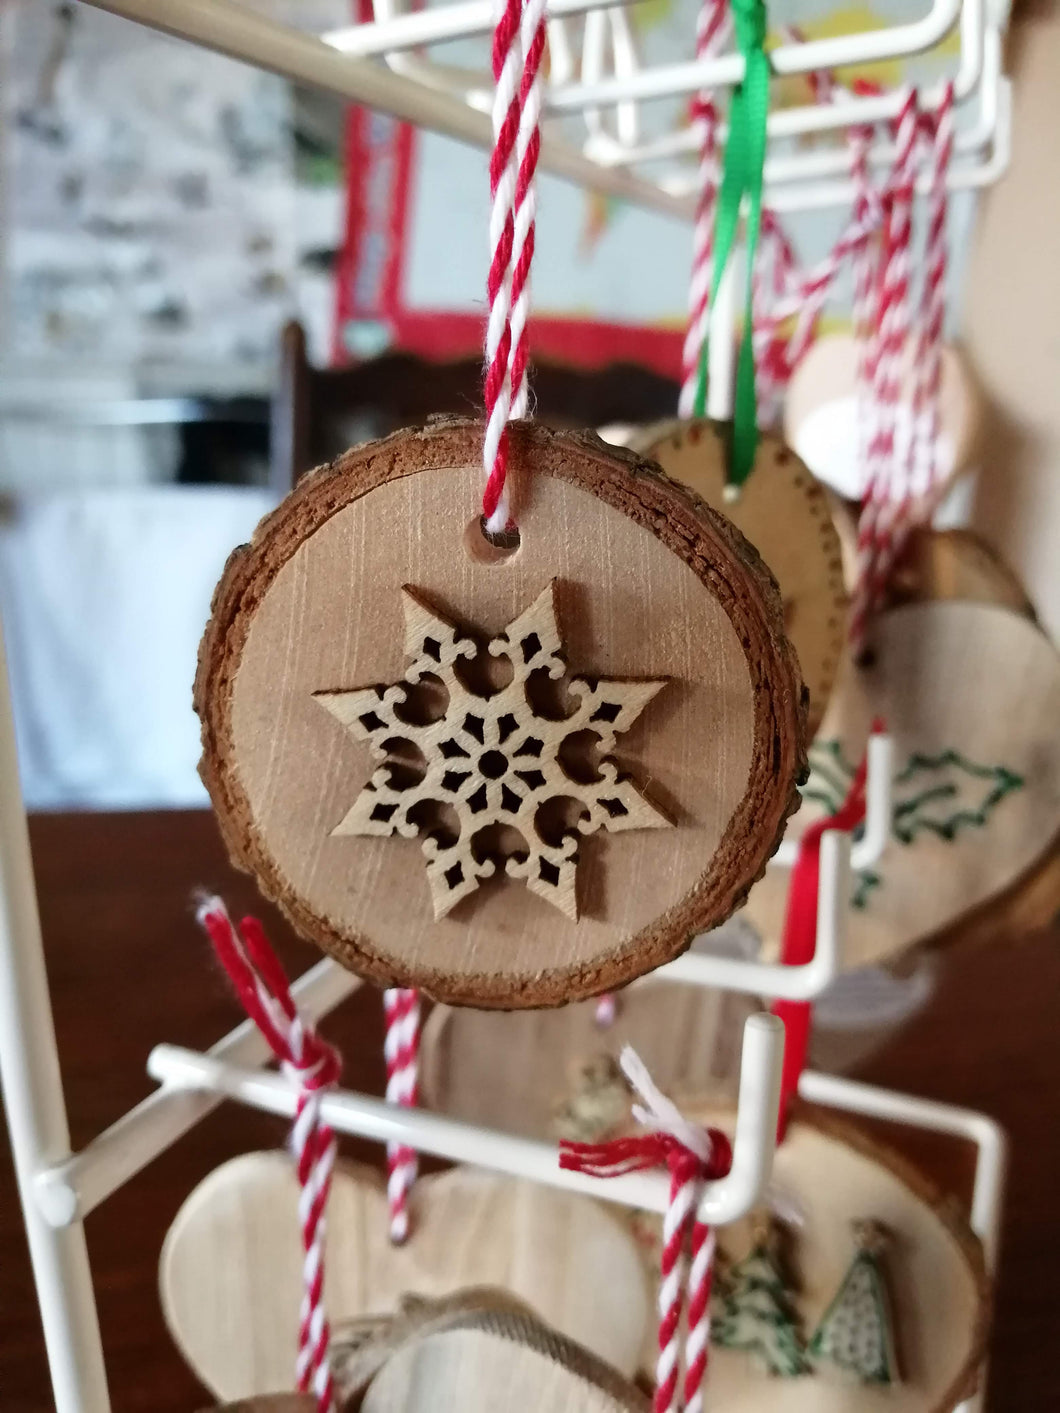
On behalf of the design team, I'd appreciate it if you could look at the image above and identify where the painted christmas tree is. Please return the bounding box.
[712,1214,808,1377]
[808,1220,900,1385]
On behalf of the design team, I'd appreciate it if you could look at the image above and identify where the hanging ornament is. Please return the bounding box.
[195,0,806,1007]
[419,977,756,1142]
[743,600,1060,973]
[161,1154,651,1404]
[654,1103,989,1411]
[634,421,846,737]
[809,1220,900,1385]
[195,423,805,1007]
[711,1210,809,1377]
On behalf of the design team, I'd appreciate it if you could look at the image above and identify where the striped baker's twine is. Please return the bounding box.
[678,0,732,419]
[197,898,341,1412]
[483,0,547,532]
[382,987,421,1244]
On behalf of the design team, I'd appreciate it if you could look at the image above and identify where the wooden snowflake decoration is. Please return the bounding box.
[314,581,671,920]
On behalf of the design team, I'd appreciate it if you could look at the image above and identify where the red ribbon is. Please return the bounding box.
[559,1127,733,1185]
[771,724,881,1142]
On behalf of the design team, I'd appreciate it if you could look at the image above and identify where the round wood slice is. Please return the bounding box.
[195,419,806,1008]
[160,1155,651,1402]
[742,601,1060,971]
[636,1104,989,1412]
[633,419,846,737]
[784,334,981,504]
[421,977,755,1142]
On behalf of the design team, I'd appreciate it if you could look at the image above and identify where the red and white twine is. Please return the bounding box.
[850,84,954,653]
[560,1048,731,1413]
[197,898,341,1413]
[483,0,547,531]
[678,0,732,418]
[382,986,421,1243]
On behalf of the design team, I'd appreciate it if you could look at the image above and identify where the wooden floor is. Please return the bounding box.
[1,810,1058,1411]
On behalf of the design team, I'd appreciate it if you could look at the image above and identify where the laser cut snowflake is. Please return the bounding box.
[314,581,671,920]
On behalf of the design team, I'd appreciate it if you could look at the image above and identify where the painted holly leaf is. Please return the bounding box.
[314,581,671,921]
[890,750,1024,844]
[801,740,1025,911]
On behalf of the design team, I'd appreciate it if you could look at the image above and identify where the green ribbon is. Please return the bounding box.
[692,0,770,489]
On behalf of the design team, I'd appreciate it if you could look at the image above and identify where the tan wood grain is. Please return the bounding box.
[633,420,846,737]
[421,977,754,1142]
[361,1320,649,1413]
[195,420,806,1008]
[633,1105,988,1413]
[160,1155,651,1403]
[742,601,1060,971]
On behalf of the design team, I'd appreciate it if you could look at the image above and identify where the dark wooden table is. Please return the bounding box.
[2,811,1058,1411]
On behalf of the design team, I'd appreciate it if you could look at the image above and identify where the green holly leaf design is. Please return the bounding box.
[891,751,1024,845]
[800,742,1025,913]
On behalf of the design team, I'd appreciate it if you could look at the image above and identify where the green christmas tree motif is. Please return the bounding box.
[802,740,1025,911]
[808,1220,900,1385]
[711,1213,809,1377]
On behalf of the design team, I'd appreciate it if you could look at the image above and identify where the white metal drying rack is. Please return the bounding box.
[0,3,1009,1411]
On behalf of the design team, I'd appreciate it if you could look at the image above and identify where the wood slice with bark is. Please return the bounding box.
[742,601,1060,971]
[421,976,755,1143]
[633,419,845,737]
[632,1102,989,1412]
[195,419,806,1008]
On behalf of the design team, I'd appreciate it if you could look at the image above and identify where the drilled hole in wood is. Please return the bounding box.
[407,798,460,848]
[393,673,448,726]
[535,795,590,847]
[454,642,514,698]
[559,729,604,785]
[464,515,522,565]
[471,822,530,866]
[479,749,509,779]
[380,737,428,791]
[525,665,578,721]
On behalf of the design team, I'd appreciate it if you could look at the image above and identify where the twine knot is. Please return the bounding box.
[559,1048,730,1413]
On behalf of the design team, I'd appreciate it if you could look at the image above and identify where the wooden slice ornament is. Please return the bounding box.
[632,1103,989,1411]
[633,419,846,737]
[160,1154,651,1403]
[195,420,806,1007]
[784,334,981,508]
[742,601,1060,971]
[421,977,755,1143]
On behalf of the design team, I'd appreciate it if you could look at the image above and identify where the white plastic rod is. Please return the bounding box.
[799,1069,1005,1413]
[324,0,628,57]
[547,0,963,112]
[33,956,360,1228]
[0,624,112,1413]
[146,1012,784,1227]
[660,830,849,1001]
[772,732,892,871]
[80,0,689,220]
[798,1069,1008,1264]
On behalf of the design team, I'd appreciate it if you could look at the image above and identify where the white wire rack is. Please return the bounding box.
[0,3,1010,1411]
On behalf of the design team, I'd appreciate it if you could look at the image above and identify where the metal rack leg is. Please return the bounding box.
[0,623,111,1413]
